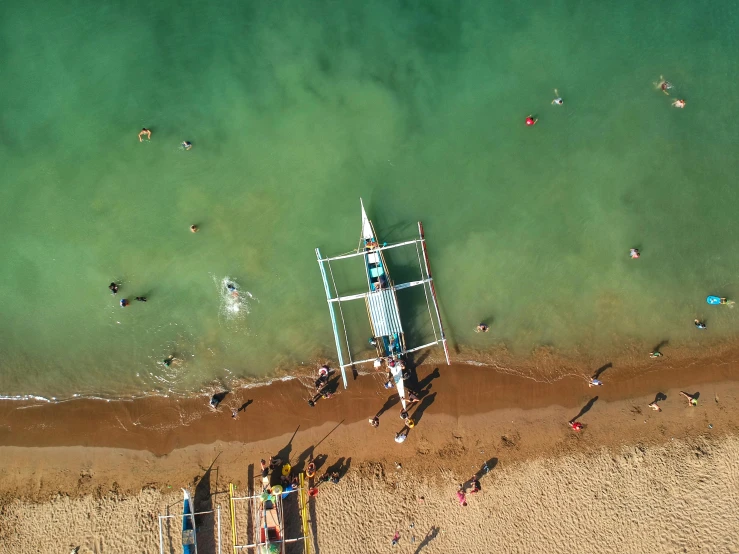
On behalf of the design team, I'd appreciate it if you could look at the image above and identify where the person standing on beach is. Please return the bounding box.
[648,401,662,412]
[369,416,379,428]
[395,429,409,443]
[138,128,151,142]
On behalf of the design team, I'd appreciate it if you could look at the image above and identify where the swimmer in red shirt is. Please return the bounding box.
[525,115,538,126]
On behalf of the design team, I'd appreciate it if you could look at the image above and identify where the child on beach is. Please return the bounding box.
[569,421,584,432]
[456,486,468,506]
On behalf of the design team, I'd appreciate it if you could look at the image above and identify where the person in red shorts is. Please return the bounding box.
[569,421,584,432]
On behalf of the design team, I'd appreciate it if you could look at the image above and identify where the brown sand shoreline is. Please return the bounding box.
[3,348,739,552]
[2,340,739,455]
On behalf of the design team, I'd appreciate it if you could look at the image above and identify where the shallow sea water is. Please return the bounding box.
[1,0,738,397]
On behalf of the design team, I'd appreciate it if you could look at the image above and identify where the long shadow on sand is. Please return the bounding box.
[570,396,599,423]
[375,393,401,418]
[411,392,436,425]
[413,526,440,553]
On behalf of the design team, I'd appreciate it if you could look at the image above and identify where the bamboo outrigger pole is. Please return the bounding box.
[418,222,451,365]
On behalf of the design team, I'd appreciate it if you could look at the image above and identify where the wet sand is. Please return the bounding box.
[2,347,739,552]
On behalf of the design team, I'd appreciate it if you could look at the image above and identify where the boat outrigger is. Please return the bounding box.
[182,489,197,554]
[315,200,450,400]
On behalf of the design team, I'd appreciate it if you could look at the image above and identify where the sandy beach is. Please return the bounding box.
[3,350,739,553]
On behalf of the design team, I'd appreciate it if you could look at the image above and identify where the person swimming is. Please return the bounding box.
[629,248,640,259]
[672,99,686,109]
[109,282,119,294]
[163,355,174,367]
[138,128,152,142]
[135,296,147,302]
[552,89,563,105]
[656,76,673,95]
[190,224,199,233]
[226,283,238,297]
[182,141,192,150]
[525,115,538,126]
[694,319,707,330]
[119,298,129,307]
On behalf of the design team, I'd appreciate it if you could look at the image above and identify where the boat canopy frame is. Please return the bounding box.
[316,220,451,389]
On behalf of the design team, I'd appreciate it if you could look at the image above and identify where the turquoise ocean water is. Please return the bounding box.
[1,0,739,398]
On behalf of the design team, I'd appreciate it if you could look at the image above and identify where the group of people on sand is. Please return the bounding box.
[567,368,701,431]
[307,365,334,407]
[259,456,301,498]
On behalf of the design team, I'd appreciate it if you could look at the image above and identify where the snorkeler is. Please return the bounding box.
[182,141,192,150]
[109,282,119,294]
[672,99,686,109]
[138,128,152,142]
[552,89,563,105]
[525,115,538,126]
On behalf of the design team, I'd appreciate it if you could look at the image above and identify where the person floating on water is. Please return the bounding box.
[190,224,199,233]
[119,298,129,307]
[525,115,538,126]
[182,141,192,150]
[109,282,119,294]
[138,128,151,142]
[656,76,672,95]
[552,89,563,105]
[163,354,174,367]
[629,248,640,259]
[226,283,238,298]
[694,319,707,330]
[135,296,147,302]
[672,99,686,109]
[476,323,489,333]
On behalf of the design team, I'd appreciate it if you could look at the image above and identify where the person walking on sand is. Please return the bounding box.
[694,319,707,330]
[589,377,603,388]
[369,416,379,428]
[138,128,151,142]
[680,391,698,406]
[395,428,409,443]
[648,401,662,412]
[569,421,584,432]
[391,531,400,546]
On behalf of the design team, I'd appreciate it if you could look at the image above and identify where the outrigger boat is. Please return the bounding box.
[315,200,450,401]
[182,489,197,554]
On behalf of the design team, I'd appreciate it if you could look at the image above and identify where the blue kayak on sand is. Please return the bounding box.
[707,296,722,305]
